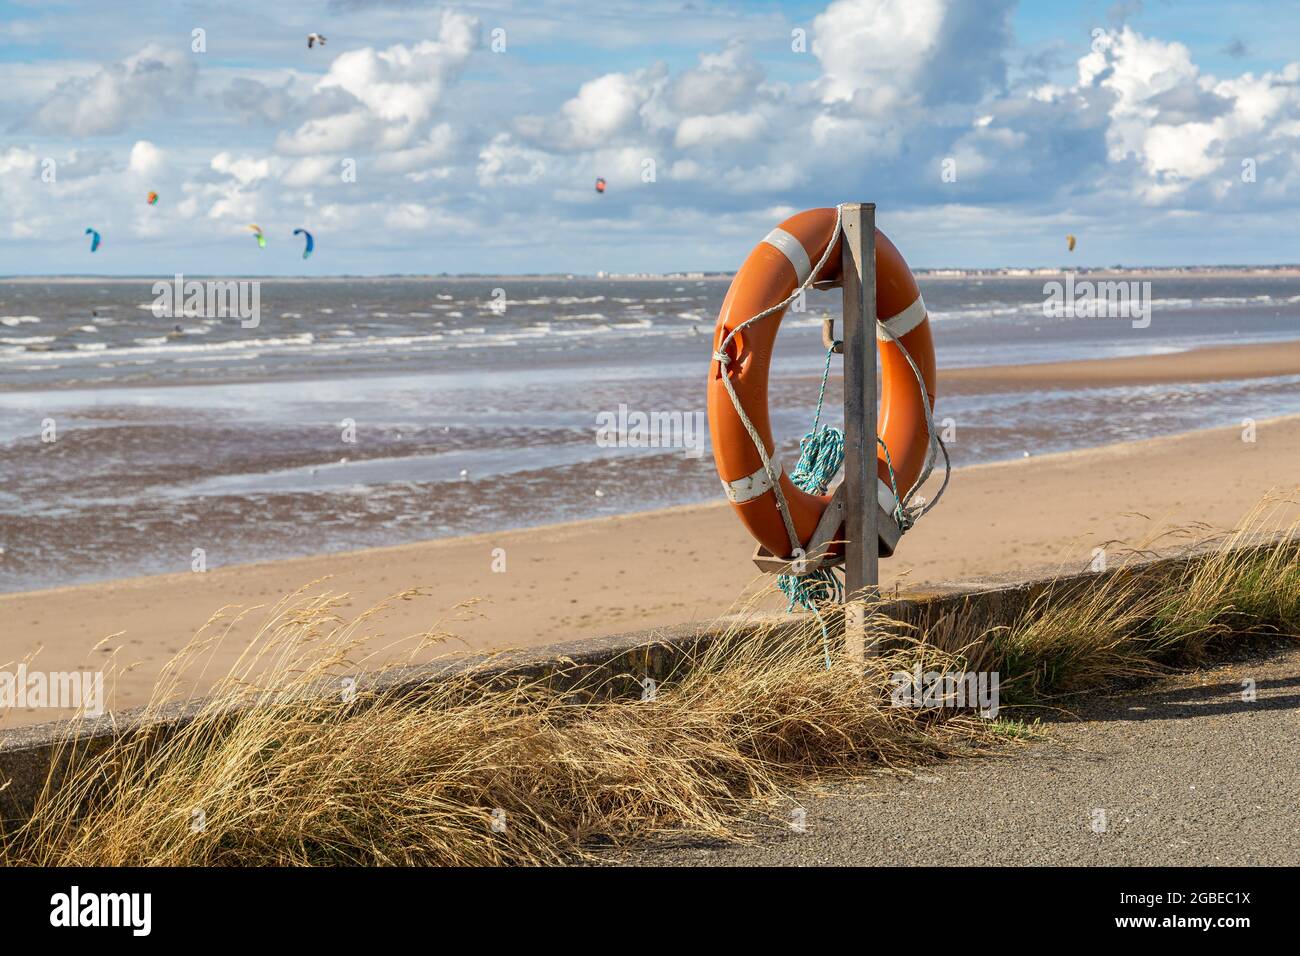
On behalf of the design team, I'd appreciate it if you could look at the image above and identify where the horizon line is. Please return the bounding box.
[4,263,1300,281]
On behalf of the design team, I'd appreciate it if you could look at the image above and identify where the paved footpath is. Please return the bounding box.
[619,644,1300,866]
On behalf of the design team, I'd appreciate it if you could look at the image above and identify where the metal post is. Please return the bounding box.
[839,203,878,659]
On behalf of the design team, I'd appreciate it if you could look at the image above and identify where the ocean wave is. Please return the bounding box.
[1196,294,1278,305]
[6,333,323,361]
[927,304,1039,322]
[134,302,228,318]
[922,292,1300,323]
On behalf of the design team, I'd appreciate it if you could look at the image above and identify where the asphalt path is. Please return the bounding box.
[618,643,1300,866]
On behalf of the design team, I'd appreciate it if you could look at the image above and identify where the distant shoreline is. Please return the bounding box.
[4,266,1300,283]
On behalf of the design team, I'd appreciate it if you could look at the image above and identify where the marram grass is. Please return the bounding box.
[2,502,1296,866]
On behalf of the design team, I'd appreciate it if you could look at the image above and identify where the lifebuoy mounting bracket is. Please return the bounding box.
[750,483,902,575]
[821,316,843,354]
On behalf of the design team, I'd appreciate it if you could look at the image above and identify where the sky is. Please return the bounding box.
[2,0,1299,275]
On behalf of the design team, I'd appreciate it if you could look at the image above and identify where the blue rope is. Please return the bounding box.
[777,347,846,666]
[775,344,922,664]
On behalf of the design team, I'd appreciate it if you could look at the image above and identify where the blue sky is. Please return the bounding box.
[2,0,1299,275]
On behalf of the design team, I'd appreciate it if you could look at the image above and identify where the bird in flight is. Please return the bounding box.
[307,33,327,49]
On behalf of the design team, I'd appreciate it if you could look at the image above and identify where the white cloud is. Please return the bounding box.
[281,155,340,188]
[1076,27,1300,201]
[26,45,196,137]
[211,152,271,186]
[221,77,298,126]
[810,113,870,149]
[812,0,946,105]
[669,158,703,181]
[128,141,164,178]
[553,70,662,149]
[810,0,1013,110]
[192,152,278,223]
[0,146,37,177]
[668,42,762,115]
[277,11,477,156]
[476,134,552,187]
[381,201,465,233]
[372,124,457,175]
[719,161,804,193]
[674,111,767,149]
[277,111,380,155]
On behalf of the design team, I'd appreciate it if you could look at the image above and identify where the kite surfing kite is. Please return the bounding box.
[307,33,327,48]
[248,224,266,249]
[147,191,159,205]
[293,228,315,260]
[595,177,606,194]
[1066,234,1077,252]
[85,228,101,253]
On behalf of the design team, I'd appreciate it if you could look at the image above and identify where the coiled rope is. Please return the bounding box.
[778,346,844,613]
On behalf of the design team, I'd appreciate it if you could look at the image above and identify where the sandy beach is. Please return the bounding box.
[4,408,1296,727]
[942,338,1300,391]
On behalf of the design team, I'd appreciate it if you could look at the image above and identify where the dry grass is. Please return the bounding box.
[1,598,989,866]
[974,501,1300,708]
[1,504,1296,866]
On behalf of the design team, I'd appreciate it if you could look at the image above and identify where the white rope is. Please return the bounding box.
[877,322,950,524]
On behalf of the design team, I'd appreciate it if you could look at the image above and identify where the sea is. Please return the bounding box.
[2,272,1298,593]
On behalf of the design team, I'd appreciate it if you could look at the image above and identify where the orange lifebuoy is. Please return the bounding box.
[707,207,936,559]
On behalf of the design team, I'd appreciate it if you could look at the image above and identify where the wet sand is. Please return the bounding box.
[941,338,1300,392]
[3,413,1297,728]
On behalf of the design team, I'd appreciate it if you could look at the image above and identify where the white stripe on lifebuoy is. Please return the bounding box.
[761,228,812,285]
[876,294,927,341]
[722,459,783,504]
